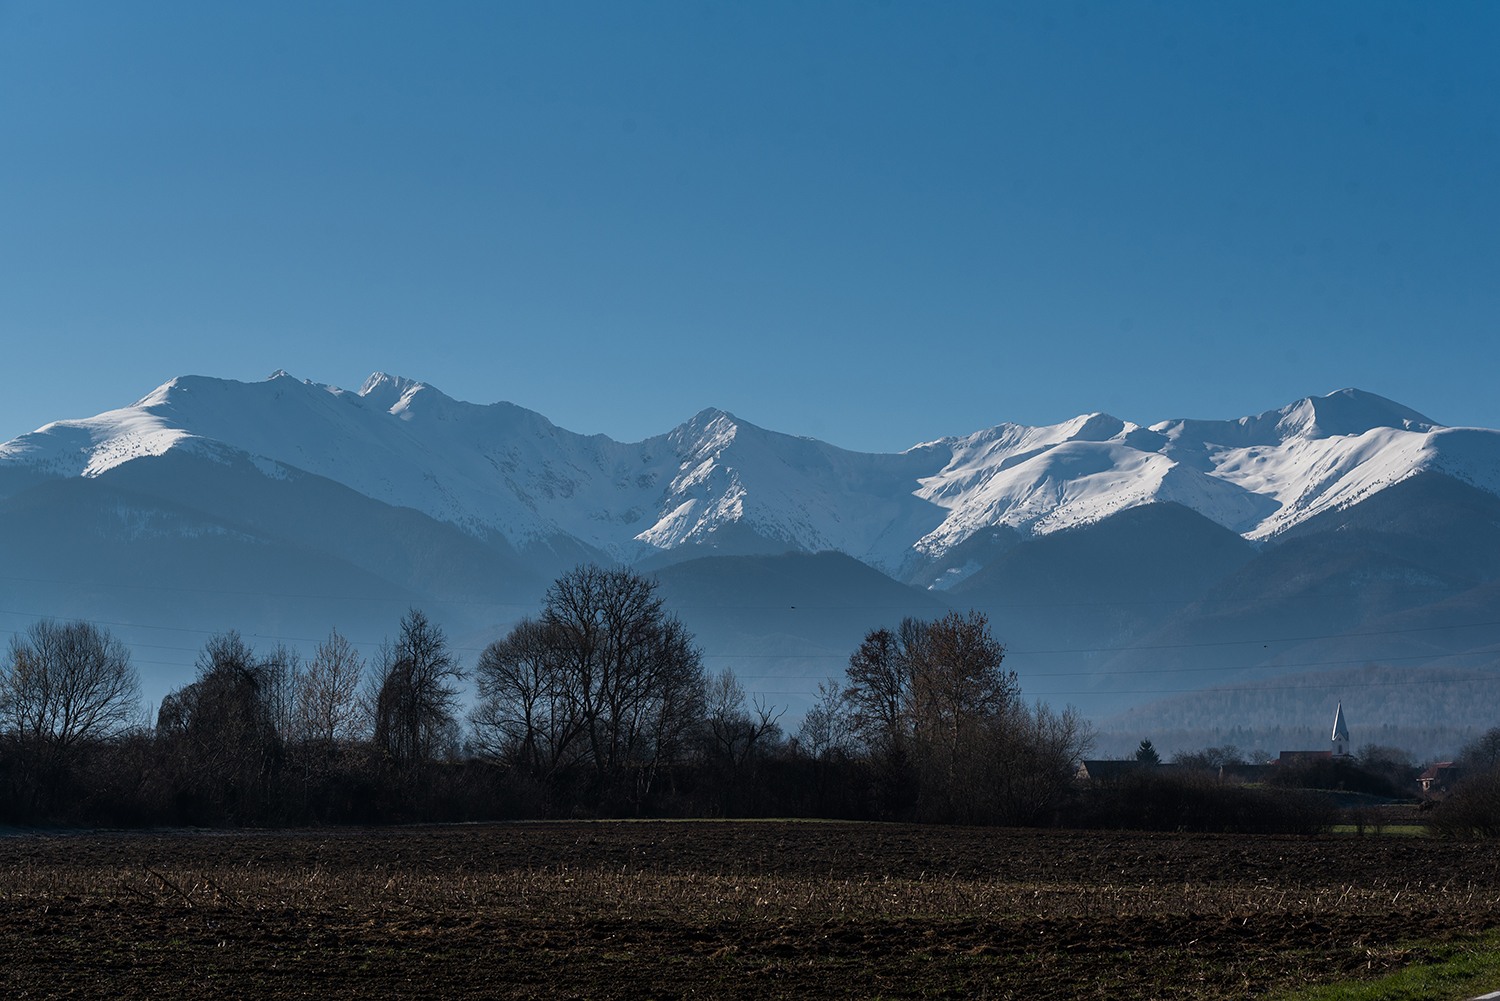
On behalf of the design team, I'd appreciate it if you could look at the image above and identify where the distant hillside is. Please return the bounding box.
[1102,663,1500,735]
[934,503,1252,712]
[1090,725,1486,763]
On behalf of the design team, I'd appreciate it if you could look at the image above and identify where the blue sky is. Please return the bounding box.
[1,1,1496,452]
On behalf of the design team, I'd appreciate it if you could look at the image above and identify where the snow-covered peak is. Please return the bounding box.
[2,374,1496,577]
[358,372,429,414]
[1270,388,1441,440]
[1056,412,1128,443]
[1153,388,1442,448]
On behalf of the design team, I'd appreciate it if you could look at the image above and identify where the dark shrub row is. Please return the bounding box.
[1427,770,1500,838]
[1063,770,1337,835]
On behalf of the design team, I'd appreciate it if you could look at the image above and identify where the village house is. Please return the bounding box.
[1419,762,1461,795]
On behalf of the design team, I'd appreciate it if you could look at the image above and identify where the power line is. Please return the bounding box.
[4,603,1500,664]
[726,649,1500,679]
[750,676,1500,698]
[1010,619,1500,656]
[0,571,1485,610]
[697,615,1500,658]
[0,572,535,608]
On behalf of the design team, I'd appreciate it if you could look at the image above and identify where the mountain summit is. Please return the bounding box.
[3,375,1497,582]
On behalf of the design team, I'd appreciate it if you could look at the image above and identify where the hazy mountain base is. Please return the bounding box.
[0,454,552,708]
[651,550,950,715]
[1090,475,1500,691]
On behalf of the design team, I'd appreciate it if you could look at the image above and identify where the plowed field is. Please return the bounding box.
[3,821,1498,999]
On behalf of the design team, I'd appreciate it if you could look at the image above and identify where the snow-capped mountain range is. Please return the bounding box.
[4,371,1499,584]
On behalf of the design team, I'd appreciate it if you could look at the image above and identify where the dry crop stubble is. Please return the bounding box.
[2,822,1499,999]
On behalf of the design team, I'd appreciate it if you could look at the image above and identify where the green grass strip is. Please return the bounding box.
[1327,825,1429,837]
[1279,933,1500,1001]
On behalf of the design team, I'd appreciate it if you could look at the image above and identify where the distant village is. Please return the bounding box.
[1078,702,1465,799]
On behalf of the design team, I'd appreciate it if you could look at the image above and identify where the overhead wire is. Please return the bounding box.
[0,571,1485,610]
[2,574,1498,699]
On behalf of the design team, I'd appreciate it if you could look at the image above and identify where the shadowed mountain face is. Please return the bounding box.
[0,476,431,707]
[0,453,549,707]
[651,551,951,712]
[939,503,1256,710]
[1272,470,1500,581]
[93,450,547,605]
[1085,473,1500,722]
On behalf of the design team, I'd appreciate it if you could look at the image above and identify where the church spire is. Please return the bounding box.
[1331,701,1350,757]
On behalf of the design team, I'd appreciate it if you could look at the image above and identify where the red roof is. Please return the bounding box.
[1277,750,1333,764]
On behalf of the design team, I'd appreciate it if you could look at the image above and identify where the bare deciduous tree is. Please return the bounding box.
[155,631,288,821]
[702,668,784,769]
[1,619,140,753]
[1461,727,1500,774]
[471,617,581,776]
[472,564,706,804]
[701,668,784,814]
[294,629,365,746]
[260,643,300,744]
[988,700,1095,825]
[796,678,855,760]
[544,565,702,775]
[838,611,1093,823]
[372,609,463,767]
[911,612,1014,767]
[843,626,912,758]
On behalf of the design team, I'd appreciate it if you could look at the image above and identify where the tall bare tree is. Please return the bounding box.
[843,626,910,756]
[702,668,784,770]
[987,701,1095,825]
[796,678,855,760]
[841,611,1041,821]
[910,611,1016,786]
[2,619,140,754]
[1461,728,1500,773]
[538,564,704,778]
[294,629,365,746]
[473,565,705,792]
[156,631,287,821]
[472,617,581,776]
[372,609,463,767]
[260,643,300,744]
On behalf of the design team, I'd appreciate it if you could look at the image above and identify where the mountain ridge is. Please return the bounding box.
[4,372,1495,584]
[4,376,1500,728]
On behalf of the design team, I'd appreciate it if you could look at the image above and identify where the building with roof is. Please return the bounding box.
[1331,701,1351,758]
[1277,702,1353,764]
[1419,762,1461,796]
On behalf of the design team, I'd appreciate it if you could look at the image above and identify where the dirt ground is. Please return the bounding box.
[2,821,1498,999]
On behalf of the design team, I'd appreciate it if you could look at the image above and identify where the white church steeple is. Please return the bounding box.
[1331,701,1351,757]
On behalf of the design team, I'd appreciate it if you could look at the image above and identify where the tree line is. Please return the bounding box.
[14,561,1390,833]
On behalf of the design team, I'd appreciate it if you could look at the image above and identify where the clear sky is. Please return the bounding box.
[1,2,1497,453]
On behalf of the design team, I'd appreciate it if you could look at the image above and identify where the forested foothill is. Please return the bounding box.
[2,564,1498,837]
